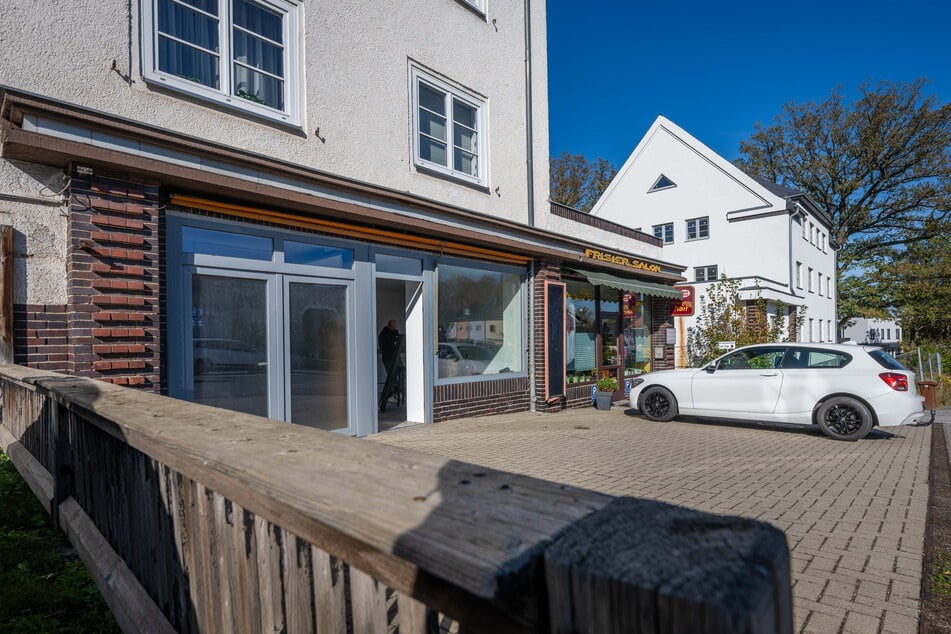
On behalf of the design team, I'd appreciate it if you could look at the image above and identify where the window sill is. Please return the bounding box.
[414,163,491,194]
[435,370,527,386]
[684,236,710,242]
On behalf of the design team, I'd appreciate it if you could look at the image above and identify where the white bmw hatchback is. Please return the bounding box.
[629,343,925,441]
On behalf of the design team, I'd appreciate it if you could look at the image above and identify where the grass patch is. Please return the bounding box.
[0,450,119,633]
[934,547,951,597]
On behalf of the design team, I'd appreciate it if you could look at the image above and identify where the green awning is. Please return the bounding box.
[568,268,683,299]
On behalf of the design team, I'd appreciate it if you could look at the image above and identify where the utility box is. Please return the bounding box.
[919,380,938,411]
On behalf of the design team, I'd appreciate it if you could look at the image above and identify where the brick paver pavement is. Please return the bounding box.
[370,407,932,634]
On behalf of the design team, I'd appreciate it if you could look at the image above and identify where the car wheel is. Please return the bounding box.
[816,397,873,441]
[638,386,678,422]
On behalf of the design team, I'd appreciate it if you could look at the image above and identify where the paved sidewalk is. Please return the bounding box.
[371,406,933,634]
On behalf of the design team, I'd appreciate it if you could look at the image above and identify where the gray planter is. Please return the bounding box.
[595,391,613,411]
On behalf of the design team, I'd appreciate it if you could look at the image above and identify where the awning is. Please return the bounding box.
[567,268,683,299]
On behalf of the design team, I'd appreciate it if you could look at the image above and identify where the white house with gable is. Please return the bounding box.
[591,116,837,366]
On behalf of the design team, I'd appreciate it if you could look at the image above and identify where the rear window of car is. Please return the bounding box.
[782,348,852,369]
[867,349,907,371]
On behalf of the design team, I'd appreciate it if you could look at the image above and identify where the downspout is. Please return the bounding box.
[523,0,535,227]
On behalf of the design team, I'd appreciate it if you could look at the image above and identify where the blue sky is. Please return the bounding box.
[547,0,951,168]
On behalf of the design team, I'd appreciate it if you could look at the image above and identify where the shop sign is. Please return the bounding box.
[670,286,694,316]
[584,249,662,274]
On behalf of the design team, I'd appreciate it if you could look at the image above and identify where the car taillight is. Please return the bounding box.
[879,372,908,391]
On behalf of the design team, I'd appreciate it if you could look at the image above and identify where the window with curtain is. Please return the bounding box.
[566,279,597,383]
[436,262,523,379]
[623,294,651,376]
[144,0,300,124]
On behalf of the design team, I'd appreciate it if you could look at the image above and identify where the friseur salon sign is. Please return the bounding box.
[584,249,662,273]
[670,285,695,316]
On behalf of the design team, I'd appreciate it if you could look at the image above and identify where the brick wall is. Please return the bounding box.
[532,258,564,413]
[13,304,68,371]
[66,169,161,389]
[433,376,530,422]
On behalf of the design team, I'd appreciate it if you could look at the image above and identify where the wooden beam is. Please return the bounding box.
[0,225,12,364]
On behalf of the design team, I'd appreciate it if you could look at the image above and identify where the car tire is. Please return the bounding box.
[816,397,873,441]
[638,386,678,422]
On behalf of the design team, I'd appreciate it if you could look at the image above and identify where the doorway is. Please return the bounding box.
[375,277,425,431]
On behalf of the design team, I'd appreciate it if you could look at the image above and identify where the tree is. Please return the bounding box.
[686,278,798,366]
[735,80,951,324]
[549,152,617,212]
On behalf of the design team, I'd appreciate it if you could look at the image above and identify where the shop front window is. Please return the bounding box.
[566,280,597,384]
[437,262,523,379]
[623,293,651,376]
[599,287,621,368]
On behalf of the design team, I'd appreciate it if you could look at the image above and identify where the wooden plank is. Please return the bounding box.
[255,514,286,634]
[312,546,347,634]
[349,565,388,634]
[0,423,54,511]
[282,531,316,634]
[0,225,13,365]
[233,503,262,633]
[211,494,237,634]
[544,497,793,634]
[58,497,175,634]
[397,593,439,634]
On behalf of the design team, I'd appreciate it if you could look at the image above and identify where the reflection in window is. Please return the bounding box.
[623,294,651,376]
[285,242,353,268]
[437,263,523,379]
[566,280,596,383]
[599,287,620,367]
[183,226,273,260]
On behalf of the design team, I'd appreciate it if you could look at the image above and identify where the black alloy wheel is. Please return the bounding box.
[639,386,678,422]
[817,397,873,441]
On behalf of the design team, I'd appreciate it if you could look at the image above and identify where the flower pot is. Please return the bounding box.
[595,391,613,411]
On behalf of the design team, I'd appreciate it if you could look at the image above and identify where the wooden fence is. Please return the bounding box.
[0,365,792,633]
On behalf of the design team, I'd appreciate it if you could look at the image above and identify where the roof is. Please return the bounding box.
[748,175,804,198]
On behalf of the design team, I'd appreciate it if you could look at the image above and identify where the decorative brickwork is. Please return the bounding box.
[66,169,161,390]
[650,296,674,372]
[433,376,530,422]
[531,258,565,413]
[12,304,68,371]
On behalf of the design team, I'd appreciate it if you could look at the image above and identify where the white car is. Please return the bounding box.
[629,343,924,440]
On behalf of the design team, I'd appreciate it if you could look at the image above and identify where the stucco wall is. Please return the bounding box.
[0,0,549,225]
[0,160,68,304]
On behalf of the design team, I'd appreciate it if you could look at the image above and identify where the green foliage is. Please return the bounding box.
[549,152,617,212]
[933,548,951,597]
[0,452,119,633]
[735,79,951,326]
[596,377,618,392]
[687,278,802,366]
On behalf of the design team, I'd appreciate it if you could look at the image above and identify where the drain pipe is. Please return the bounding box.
[523,0,535,227]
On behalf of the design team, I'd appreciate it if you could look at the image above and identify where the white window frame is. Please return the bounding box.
[653,223,673,244]
[411,66,488,187]
[141,0,303,127]
[817,272,823,296]
[796,261,803,289]
[685,216,709,241]
[457,0,486,13]
[694,265,718,282]
[808,267,814,292]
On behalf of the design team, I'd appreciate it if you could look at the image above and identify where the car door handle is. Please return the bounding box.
[759,372,779,377]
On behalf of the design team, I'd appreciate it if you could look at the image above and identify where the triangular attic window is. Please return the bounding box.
[648,174,676,192]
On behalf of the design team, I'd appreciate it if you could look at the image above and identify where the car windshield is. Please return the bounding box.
[867,349,907,371]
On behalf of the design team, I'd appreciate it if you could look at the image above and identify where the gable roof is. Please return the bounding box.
[748,174,803,198]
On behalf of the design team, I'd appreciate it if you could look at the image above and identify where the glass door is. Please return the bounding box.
[186,270,275,418]
[599,287,622,395]
[284,277,354,433]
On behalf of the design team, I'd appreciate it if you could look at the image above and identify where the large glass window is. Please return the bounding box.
[686,216,709,240]
[437,262,522,379]
[566,280,597,384]
[623,293,651,376]
[144,0,301,124]
[652,223,673,244]
[599,287,621,368]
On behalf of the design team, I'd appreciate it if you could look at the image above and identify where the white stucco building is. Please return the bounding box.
[0,0,685,436]
[590,116,838,366]
[840,318,903,353]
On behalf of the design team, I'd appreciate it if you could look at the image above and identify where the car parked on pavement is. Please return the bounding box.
[193,338,267,375]
[629,343,924,440]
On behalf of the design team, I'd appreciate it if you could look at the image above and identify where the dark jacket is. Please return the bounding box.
[379,327,400,364]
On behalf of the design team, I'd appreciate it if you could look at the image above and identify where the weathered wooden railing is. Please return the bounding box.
[0,365,793,633]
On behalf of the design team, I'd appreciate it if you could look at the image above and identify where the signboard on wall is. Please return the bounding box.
[670,286,695,316]
[545,282,566,399]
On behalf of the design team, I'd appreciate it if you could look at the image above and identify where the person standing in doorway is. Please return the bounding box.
[378,319,401,412]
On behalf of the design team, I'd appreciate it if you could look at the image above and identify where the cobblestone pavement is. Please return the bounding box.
[371,406,933,634]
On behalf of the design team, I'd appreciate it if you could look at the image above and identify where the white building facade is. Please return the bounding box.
[0,0,685,435]
[590,116,838,366]
[840,318,903,353]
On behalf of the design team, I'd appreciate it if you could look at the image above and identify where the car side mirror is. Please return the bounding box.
[705,364,717,373]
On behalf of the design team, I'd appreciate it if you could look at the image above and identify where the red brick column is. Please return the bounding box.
[532,258,563,412]
[67,169,161,390]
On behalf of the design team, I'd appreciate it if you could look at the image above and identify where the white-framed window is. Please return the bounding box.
[796,261,803,289]
[694,265,718,282]
[818,272,823,296]
[686,216,709,240]
[141,0,302,126]
[826,276,832,298]
[817,319,823,342]
[648,174,677,193]
[821,233,827,252]
[808,267,814,292]
[808,222,815,244]
[808,318,814,342]
[653,223,673,244]
[411,66,486,186]
[458,0,486,12]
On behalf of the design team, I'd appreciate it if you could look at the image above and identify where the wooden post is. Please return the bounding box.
[51,400,73,526]
[544,497,793,634]
[0,225,13,364]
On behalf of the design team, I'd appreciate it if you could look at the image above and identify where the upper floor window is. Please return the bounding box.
[412,67,486,186]
[694,265,718,282]
[648,174,677,193]
[653,223,673,244]
[808,267,814,292]
[686,216,709,240]
[826,276,831,297]
[458,0,486,12]
[796,261,803,288]
[142,0,301,125]
[817,272,823,296]
[808,222,815,244]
